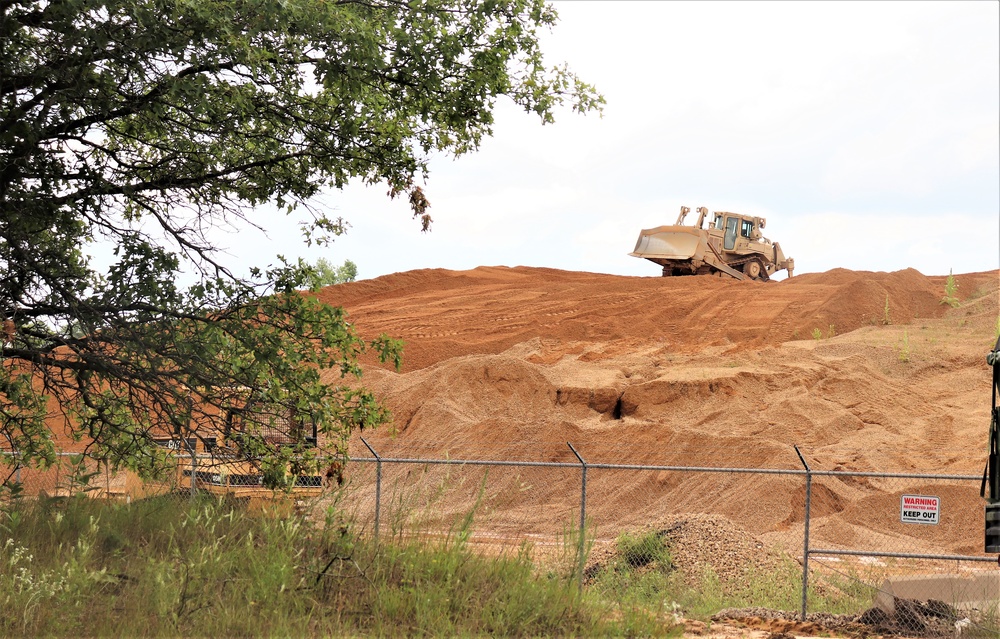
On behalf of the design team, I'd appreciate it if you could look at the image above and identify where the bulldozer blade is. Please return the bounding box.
[629,227,701,260]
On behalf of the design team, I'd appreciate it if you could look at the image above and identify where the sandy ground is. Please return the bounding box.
[313,266,999,637]
[319,267,998,480]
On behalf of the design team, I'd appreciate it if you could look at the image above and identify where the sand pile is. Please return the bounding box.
[584,513,786,587]
[317,266,991,371]
[323,266,999,557]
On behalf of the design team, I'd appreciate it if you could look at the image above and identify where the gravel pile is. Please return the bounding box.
[585,513,786,586]
[656,514,785,585]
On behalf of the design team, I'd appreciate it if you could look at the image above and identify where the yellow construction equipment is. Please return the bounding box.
[630,206,794,280]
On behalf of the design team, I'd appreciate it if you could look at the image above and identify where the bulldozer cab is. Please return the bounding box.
[721,214,765,249]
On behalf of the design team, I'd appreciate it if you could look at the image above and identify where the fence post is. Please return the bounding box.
[189,445,197,498]
[794,445,812,621]
[361,438,382,542]
[568,442,587,592]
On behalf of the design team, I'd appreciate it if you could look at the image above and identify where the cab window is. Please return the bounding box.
[724,217,738,250]
[740,219,754,238]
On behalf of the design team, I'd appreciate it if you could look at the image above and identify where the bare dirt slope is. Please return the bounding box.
[317,266,1000,554]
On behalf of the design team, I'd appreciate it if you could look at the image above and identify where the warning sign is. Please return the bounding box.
[900,494,940,525]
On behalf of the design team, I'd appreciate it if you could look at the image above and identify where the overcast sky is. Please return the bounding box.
[226,1,999,281]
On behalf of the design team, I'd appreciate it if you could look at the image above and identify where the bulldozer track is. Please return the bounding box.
[724,256,770,282]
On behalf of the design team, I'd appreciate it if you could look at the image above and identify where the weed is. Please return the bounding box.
[897,330,910,363]
[589,531,674,610]
[0,493,679,637]
[941,269,960,308]
[617,531,672,569]
[598,551,880,622]
[811,325,836,340]
[882,294,892,325]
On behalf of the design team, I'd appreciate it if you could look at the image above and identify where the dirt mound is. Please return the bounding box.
[337,266,998,465]
[641,513,785,586]
[318,266,995,372]
[325,266,999,557]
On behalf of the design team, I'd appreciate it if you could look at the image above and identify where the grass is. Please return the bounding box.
[617,530,672,569]
[5,494,998,637]
[0,494,679,637]
[588,540,875,622]
[588,531,674,607]
[811,324,836,340]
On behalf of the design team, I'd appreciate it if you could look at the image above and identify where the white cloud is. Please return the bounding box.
[116,1,998,283]
[782,210,999,275]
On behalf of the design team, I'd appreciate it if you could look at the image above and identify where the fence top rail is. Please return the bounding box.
[350,456,582,470]
[345,455,982,481]
[1,450,982,482]
[809,548,998,563]
[352,455,806,475]
[811,469,981,481]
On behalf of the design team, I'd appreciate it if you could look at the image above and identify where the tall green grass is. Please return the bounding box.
[0,495,679,637]
[587,530,878,621]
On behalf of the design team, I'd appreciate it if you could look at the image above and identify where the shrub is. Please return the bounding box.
[940,269,960,308]
[898,330,911,363]
[617,531,672,569]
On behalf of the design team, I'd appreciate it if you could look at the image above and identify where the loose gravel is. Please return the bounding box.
[586,513,786,586]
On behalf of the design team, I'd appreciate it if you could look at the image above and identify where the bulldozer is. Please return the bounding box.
[629,206,794,281]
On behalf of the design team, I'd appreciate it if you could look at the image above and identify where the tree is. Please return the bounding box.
[0,0,601,485]
[306,259,358,290]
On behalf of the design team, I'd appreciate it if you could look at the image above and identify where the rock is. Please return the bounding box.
[924,598,959,620]
[894,597,929,634]
[857,606,891,628]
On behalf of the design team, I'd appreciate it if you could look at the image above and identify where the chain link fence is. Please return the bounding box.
[2,443,998,636]
[803,470,995,636]
[0,451,180,501]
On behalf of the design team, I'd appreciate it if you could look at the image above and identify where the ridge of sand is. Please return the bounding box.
[317,266,999,556]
